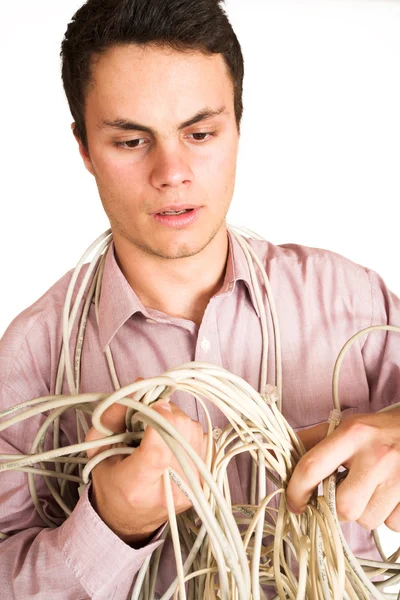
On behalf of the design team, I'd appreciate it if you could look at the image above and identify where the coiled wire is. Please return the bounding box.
[1,228,399,599]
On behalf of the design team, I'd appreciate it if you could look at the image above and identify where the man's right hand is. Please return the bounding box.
[85,395,208,547]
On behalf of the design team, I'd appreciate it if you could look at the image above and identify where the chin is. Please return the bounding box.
[124,221,226,260]
[143,233,215,260]
[151,243,204,260]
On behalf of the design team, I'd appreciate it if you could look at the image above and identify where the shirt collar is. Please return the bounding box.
[98,243,150,350]
[216,231,261,317]
[98,231,260,351]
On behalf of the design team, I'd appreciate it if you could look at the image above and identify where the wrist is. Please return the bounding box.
[88,484,159,547]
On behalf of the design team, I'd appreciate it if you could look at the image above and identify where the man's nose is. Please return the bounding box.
[149,143,193,190]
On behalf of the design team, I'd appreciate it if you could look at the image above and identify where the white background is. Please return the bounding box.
[1,0,399,557]
[1,0,400,337]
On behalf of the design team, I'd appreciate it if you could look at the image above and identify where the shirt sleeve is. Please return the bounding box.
[0,484,164,600]
[361,268,400,413]
[0,313,164,599]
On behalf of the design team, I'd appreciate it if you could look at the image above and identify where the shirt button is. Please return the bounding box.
[212,427,222,441]
[146,318,157,324]
[200,338,211,353]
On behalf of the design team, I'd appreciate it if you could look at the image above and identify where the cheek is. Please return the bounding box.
[90,144,144,183]
[91,158,145,211]
[211,149,237,196]
[213,135,238,177]
[197,142,236,185]
[96,157,133,185]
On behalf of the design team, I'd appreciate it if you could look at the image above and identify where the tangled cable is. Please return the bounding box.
[1,228,400,600]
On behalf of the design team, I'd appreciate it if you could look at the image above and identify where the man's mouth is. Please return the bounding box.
[158,209,194,216]
[152,206,200,228]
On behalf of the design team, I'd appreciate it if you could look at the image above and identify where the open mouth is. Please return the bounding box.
[157,209,194,216]
[153,207,200,228]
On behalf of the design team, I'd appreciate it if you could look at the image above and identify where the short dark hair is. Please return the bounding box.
[61,0,244,149]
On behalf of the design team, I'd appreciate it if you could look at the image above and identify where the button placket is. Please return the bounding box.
[200,337,211,353]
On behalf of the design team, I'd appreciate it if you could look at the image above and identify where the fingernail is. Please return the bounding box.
[155,400,172,412]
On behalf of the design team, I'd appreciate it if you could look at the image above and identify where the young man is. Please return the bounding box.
[1,0,400,598]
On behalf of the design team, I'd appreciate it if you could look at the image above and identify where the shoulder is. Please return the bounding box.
[0,266,80,396]
[2,267,76,342]
[241,236,379,322]
[247,237,371,286]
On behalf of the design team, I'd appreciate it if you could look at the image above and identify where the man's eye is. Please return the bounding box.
[117,138,147,149]
[188,132,214,142]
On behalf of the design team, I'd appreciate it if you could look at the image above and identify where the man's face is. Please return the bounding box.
[79,44,240,260]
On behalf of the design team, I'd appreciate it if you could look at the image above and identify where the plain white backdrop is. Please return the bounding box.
[1,0,400,335]
[1,0,399,557]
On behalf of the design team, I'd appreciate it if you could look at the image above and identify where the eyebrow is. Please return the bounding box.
[99,106,228,135]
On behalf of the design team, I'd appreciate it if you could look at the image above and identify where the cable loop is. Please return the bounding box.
[2,228,400,599]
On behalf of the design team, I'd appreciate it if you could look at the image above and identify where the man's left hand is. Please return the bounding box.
[286,409,400,532]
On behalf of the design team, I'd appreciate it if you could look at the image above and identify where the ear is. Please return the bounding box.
[71,123,95,176]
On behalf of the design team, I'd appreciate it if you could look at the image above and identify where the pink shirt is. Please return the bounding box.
[1,232,400,599]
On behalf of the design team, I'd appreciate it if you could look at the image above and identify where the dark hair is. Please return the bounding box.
[61,0,244,149]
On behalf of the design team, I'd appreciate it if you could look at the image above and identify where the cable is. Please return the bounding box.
[0,227,399,599]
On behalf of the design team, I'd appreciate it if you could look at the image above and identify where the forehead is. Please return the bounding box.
[85,44,234,129]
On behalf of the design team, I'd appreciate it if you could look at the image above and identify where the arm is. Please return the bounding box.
[0,303,172,600]
[84,398,207,547]
[287,406,400,531]
[287,269,400,531]
[0,300,207,598]
[0,381,164,600]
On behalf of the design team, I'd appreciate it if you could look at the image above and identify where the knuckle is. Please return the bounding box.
[101,403,127,432]
[351,501,385,530]
[384,513,400,533]
[152,405,173,422]
[336,499,361,522]
[139,435,171,468]
[148,444,171,468]
[175,414,203,437]
[374,444,397,466]
[298,454,319,479]
[342,417,372,441]
[357,515,378,531]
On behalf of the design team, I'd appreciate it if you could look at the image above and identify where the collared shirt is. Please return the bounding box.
[1,231,400,599]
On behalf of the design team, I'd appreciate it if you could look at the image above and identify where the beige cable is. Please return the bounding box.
[0,228,399,599]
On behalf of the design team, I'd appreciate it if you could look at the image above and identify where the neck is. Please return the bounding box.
[113,229,229,326]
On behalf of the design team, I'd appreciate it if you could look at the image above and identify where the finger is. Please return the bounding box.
[356,484,400,531]
[85,377,143,458]
[119,401,187,494]
[287,425,358,513]
[138,400,176,470]
[351,458,400,530]
[158,403,208,464]
[139,400,195,460]
[85,404,127,459]
[334,454,386,523]
[137,400,202,471]
[385,502,400,533]
[336,444,400,526]
[296,422,329,452]
[129,401,206,493]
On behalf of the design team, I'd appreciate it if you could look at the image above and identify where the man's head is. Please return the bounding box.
[61,0,244,151]
[61,0,244,262]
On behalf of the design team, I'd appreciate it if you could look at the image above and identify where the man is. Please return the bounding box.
[1,0,400,598]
